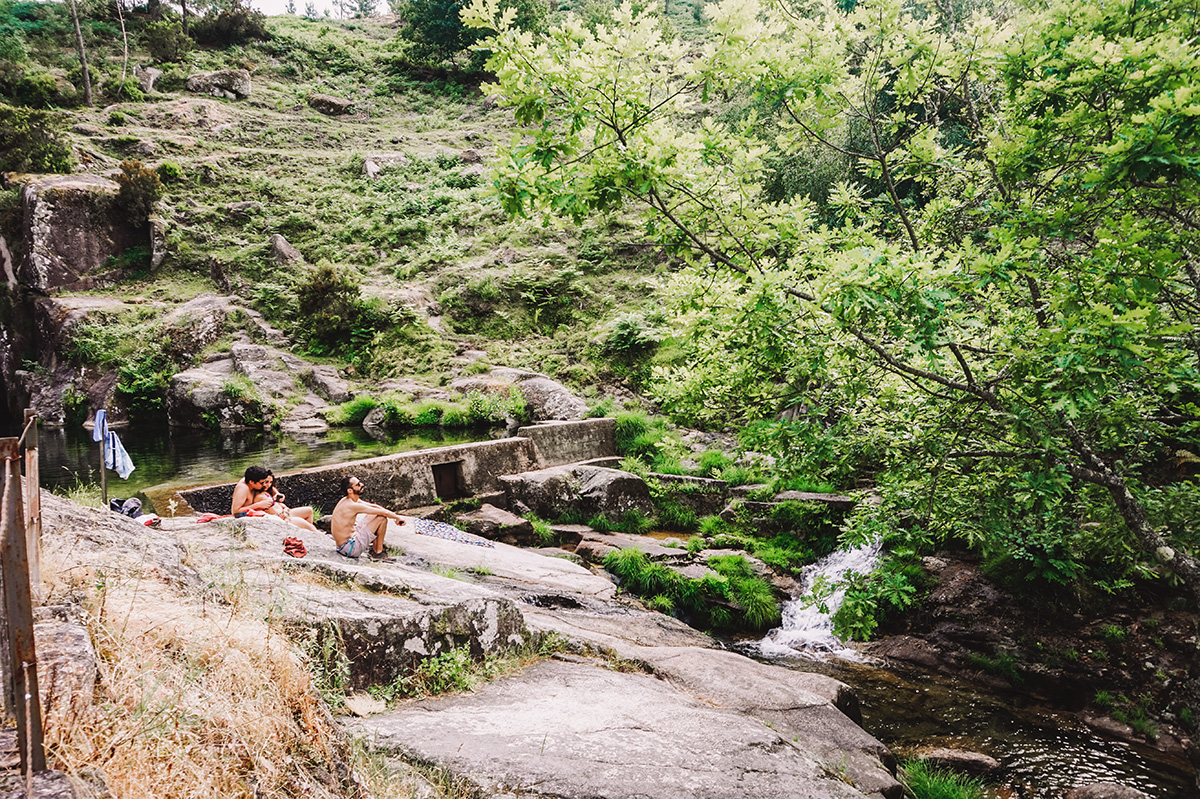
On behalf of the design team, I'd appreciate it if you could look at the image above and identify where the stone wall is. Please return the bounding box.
[517,418,615,468]
[175,419,618,515]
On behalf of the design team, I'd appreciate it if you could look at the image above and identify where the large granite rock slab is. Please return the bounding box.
[351,658,882,799]
[36,488,901,799]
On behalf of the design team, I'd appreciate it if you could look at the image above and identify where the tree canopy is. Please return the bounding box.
[467,0,1200,604]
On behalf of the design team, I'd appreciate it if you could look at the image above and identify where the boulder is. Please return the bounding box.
[270,233,304,266]
[33,605,97,734]
[299,363,352,404]
[227,200,263,217]
[19,174,150,293]
[308,93,354,115]
[909,747,1000,776]
[362,154,409,180]
[499,465,654,521]
[451,367,589,421]
[455,503,535,545]
[185,69,251,100]
[134,65,163,93]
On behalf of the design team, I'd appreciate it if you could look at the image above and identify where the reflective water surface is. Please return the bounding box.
[36,418,496,512]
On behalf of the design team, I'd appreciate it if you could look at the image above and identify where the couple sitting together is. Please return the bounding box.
[232,466,404,563]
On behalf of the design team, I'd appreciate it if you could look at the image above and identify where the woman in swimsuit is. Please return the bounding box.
[257,470,319,533]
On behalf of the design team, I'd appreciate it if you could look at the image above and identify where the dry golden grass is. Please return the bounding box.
[40,563,353,799]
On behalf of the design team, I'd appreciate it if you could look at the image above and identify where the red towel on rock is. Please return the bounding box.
[283,537,306,558]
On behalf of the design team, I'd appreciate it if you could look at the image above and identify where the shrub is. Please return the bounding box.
[0,102,72,172]
[155,160,184,185]
[13,71,58,108]
[102,77,144,103]
[142,19,193,63]
[394,0,547,70]
[115,159,163,227]
[603,548,779,632]
[295,262,388,357]
[190,2,269,46]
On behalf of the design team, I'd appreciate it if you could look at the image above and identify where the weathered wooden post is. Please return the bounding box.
[0,436,46,774]
[21,410,40,584]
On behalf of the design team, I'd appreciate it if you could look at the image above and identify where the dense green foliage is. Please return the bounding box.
[0,102,71,171]
[603,548,781,631]
[471,0,1200,608]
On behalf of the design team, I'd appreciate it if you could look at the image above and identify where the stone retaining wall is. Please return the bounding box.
[173,419,617,515]
[517,418,615,468]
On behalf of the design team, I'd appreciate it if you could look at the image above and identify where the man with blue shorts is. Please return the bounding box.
[330,475,405,562]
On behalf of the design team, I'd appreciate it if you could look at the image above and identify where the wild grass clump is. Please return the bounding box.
[603,548,779,632]
[370,636,567,704]
[903,760,987,799]
[48,571,348,799]
[325,394,378,425]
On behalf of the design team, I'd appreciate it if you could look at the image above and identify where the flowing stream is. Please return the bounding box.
[758,537,882,660]
[743,543,1195,797]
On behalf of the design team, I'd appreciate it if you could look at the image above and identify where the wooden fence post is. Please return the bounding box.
[21,410,40,584]
[0,436,46,774]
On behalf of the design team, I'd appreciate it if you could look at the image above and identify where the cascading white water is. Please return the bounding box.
[757,537,882,660]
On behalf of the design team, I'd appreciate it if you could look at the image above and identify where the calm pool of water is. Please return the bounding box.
[35,418,498,511]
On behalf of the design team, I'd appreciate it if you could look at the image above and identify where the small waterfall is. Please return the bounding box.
[757,537,882,661]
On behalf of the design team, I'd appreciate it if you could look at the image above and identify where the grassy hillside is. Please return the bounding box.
[1,4,685,400]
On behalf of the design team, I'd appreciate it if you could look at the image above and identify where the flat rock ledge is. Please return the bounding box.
[38,490,902,799]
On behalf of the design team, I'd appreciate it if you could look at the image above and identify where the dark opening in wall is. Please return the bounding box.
[432,461,465,500]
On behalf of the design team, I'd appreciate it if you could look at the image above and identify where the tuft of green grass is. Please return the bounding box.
[529,516,556,546]
[903,760,987,799]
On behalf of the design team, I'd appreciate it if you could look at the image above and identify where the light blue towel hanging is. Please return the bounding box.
[105,430,135,480]
[92,409,107,443]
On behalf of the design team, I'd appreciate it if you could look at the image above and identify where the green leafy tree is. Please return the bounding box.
[468,0,1200,603]
[396,0,545,71]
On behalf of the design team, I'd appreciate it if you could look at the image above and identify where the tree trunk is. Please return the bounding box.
[68,0,92,107]
[117,0,129,100]
[1107,475,1200,606]
[182,0,189,37]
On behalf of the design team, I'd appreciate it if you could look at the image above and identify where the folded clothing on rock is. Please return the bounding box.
[283,537,306,558]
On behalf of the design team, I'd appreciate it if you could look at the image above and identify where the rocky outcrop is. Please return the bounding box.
[19,174,150,293]
[307,93,354,115]
[166,340,347,431]
[270,233,304,266]
[451,367,589,421]
[185,69,251,99]
[500,464,654,521]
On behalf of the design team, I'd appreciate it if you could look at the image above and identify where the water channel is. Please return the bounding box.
[34,420,1199,795]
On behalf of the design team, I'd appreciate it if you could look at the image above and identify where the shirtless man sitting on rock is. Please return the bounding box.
[330,475,406,562]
